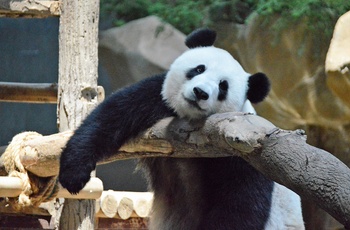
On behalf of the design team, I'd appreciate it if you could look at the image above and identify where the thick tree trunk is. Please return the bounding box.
[57,0,101,229]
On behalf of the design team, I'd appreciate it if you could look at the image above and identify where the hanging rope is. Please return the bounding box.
[2,131,59,210]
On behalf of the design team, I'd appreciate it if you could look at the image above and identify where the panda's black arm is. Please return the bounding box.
[59,74,175,194]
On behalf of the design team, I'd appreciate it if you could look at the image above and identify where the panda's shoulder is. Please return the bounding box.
[81,73,168,124]
[115,73,167,95]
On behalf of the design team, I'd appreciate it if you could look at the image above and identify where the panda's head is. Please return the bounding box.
[162,28,270,120]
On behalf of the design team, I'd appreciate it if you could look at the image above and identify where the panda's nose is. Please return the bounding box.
[193,87,209,100]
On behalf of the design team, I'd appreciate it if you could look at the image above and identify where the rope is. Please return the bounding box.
[2,131,60,210]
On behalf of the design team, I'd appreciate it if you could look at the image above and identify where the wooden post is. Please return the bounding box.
[57,0,101,229]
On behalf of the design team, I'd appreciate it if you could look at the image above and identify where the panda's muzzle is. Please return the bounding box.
[193,87,209,100]
[183,86,210,111]
[182,85,213,112]
[184,96,205,111]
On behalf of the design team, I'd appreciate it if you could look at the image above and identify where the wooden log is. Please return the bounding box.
[0,0,60,18]
[0,82,104,104]
[0,82,57,104]
[0,176,103,199]
[97,191,153,219]
[0,176,22,197]
[0,129,173,177]
[57,0,101,227]
[131,192,153,218]
[117,197,133,220]
[14,131,72,177]
[0,113,349,226]
[100,190,118,218]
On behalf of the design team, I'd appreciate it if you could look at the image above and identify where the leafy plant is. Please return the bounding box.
[100,0,151,27]
[254,0,350,37]
[100,0,350,37]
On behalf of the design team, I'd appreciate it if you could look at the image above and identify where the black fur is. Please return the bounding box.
[218,80,228,101]
[185,28,216,48]
[59,74,274,229]
[59,28,275,229]
[59,74,175,194]
[247,72,271,103]
[186,64,206,79]
[142,157,273,229]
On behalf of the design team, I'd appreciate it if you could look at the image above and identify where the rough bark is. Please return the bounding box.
[243,129,350,228]
[0,113,349,227]
[57,0,101,229]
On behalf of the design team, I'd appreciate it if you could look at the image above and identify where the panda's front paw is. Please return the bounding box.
[59,149,96,194]
[59,167,92,194]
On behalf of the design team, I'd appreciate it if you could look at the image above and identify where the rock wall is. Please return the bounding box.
[326,11,350,109]
[99,16,187,88]
[214,13,350,167]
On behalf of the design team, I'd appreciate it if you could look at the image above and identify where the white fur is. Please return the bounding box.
[162,46,250,119]
[242,99,257,114]
[160,45,304,229]
[265,183,305,230]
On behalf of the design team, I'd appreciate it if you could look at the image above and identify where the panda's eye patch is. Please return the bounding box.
[218,80,228,101]
[196,65,206,74]
[186,65,206,79]
[219,80,228,91]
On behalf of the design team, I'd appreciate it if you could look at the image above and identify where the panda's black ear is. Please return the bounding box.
[247,73,270,103]
[185,28,216,48]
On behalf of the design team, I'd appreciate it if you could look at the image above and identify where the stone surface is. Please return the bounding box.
[326,11,350,109]
[216,15,350,130]
[99,16,187,88]
[213,12,350,165]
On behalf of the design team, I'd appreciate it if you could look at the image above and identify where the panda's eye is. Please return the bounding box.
[196,65,206,74]
[186,65,206,79]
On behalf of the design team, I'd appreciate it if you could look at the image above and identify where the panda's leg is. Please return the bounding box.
[59,74,175,194]
[264,183,304,229]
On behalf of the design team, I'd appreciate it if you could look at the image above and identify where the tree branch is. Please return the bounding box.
[0,112,349,227]
[244,129,350,228]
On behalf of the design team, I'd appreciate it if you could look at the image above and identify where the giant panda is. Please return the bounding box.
[59,28,304,229]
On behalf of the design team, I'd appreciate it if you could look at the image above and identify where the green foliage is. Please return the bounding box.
[100,0,216,33]
[100,0,151,27]
[100,0,350,36]
[100,0,257,33]
[253,0,350,37]
[147,0,212,34]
